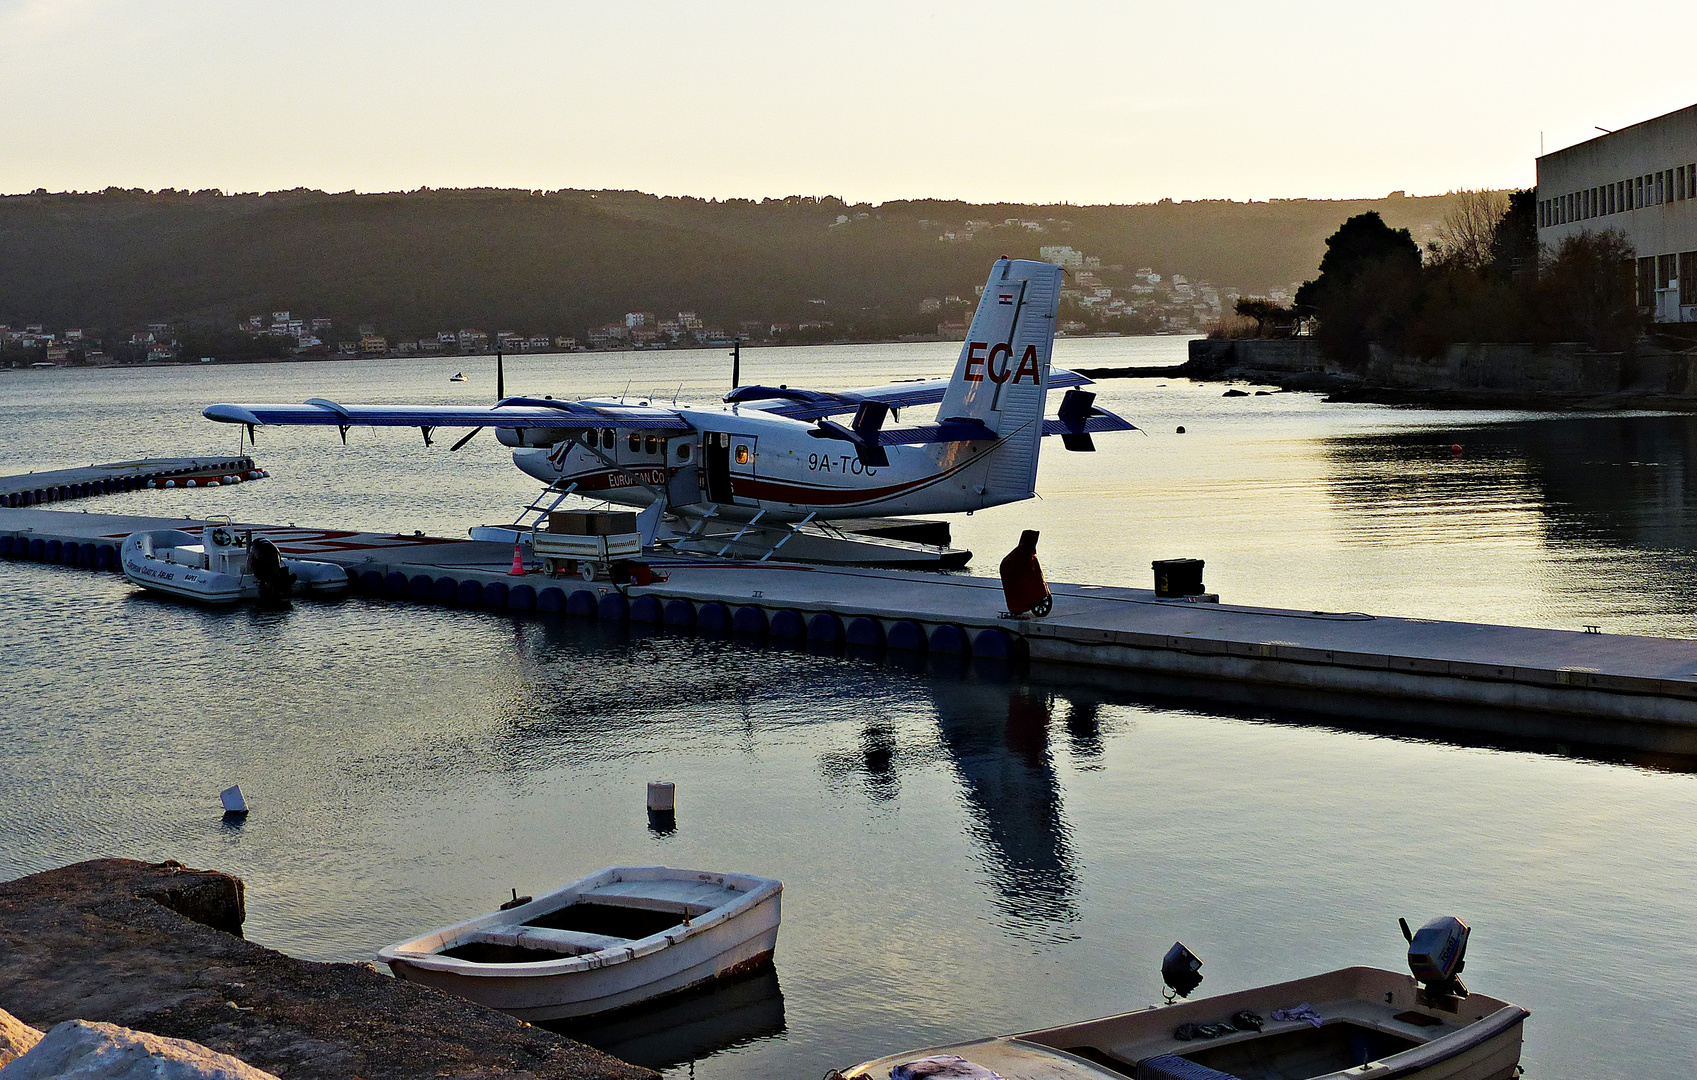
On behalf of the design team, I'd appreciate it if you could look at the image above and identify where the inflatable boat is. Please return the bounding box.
[121,520,348,604]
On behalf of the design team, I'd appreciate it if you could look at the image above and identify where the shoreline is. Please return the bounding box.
[0,859,654,1080]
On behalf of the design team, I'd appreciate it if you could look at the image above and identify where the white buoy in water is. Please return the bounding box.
[220,785,248,814]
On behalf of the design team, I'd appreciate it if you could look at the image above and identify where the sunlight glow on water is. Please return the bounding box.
[5,339,1697,1079]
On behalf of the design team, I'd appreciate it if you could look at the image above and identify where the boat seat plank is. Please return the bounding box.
[465,926,633,955]
[586,879,737,913]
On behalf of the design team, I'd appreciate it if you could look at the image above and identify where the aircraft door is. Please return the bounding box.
[704,432,733,503]
[728,436,758,505]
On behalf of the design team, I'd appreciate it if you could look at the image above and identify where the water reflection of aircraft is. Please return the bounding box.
[203,259,1134,566]
[546,968,785,1072]
[927,679,1081,940]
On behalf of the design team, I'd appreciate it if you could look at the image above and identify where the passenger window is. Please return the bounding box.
[645,435,659,454]
[628,433,641,452]
[736,444,750,465]
[602,428,615,446]
[677,443,691,461]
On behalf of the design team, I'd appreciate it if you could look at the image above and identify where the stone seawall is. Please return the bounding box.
[1187,338,1697,406]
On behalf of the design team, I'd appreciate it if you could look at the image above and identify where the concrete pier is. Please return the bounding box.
[0,457,260,507]
[7,505,1697,748]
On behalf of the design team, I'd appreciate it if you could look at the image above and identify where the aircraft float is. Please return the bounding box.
[204,258,1136,568]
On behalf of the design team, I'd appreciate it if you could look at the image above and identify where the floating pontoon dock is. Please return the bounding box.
[0,457,259,506]
[6,506,1697,747]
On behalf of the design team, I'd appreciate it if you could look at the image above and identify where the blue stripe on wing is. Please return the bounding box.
[204,398,694,431]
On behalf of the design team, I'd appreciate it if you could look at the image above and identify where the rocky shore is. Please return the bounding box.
[1082,337,1697,412]
[0,859,654,1080]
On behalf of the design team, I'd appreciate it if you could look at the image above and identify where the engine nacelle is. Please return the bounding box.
[496,427,574,448]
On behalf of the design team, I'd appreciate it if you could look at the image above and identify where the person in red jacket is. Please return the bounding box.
[999,529,1052,617]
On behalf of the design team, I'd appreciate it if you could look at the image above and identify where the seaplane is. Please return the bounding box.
[204,258,1137,568]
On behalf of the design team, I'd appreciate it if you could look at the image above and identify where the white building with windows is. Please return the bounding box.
[1537,104,1697,322]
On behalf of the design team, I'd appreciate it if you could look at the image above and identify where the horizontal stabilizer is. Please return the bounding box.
[1040,413,1138,436]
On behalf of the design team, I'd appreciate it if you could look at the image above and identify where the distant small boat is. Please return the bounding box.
[379,866,782,1020]
[450,372,468,381]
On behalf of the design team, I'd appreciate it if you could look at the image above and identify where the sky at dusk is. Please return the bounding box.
[3,0,1694,204]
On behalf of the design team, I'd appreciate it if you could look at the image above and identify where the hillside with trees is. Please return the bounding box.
[0,186,1483,346]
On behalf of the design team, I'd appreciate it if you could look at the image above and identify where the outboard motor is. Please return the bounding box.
[248,537,296,602]
[1401,916,1469,1000]
[1161,941,1203,1000]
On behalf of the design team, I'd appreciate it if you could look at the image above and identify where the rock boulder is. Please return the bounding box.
[0,1019,278,1080]
[0,1010,42,1068]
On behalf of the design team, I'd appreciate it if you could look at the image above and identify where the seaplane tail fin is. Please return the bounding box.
[937,257,1063,504]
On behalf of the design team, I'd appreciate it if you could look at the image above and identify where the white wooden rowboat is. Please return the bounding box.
[842,966,1527,1080]
[378,866,782,1021]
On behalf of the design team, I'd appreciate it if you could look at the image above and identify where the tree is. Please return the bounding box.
[1536,230,1639,351]
[1427,189,1508,272]
[1295,212,1423,364]
[1233,297,1297,338]
[1487,189,1538,281]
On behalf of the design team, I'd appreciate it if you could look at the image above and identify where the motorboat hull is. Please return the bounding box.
[121,528,348,605]
[381,866,782,1021]
[844,967,1527,1080]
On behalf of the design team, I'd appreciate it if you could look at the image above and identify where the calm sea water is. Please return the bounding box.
[4,339,1697,1079]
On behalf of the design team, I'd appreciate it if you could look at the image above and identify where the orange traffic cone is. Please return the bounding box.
[508,543,525,576]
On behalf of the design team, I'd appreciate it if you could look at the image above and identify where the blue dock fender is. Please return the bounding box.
[630,594,663,623]
[407,574,433,600]
[732,605,768,635]
[663,598,696,628]
[929,624,971,656]
[972,627,1018,660]
[598,591,628,621]
[45,540,62,563]
[482,581,509,609]
[457,579,484,606]
[357,570,382,594]
[886,619,927,653]
[509,584,536,611]
[382,571,408,598]
[0,535,12,558]
[28,538,46,560]
[78,543,96,567]
[696,601,731,634]
[432,576,459,604]
[97,544,117,570]
[567,589,598,616]
[769,609,806,639]
[538,586,565,613]
[845,617,883,648]
[808,612,844,644]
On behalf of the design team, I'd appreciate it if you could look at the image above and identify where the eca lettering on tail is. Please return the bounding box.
[962,340,1043,385]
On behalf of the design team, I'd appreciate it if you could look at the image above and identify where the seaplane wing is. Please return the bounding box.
[204,397,694,431]
[727,368,1093,421]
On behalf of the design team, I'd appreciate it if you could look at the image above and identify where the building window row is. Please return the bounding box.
[1633,252,1697,309]
[1538,163,1697,228]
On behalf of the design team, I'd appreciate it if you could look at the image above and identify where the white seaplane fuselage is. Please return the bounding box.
[512,400,1007,522]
